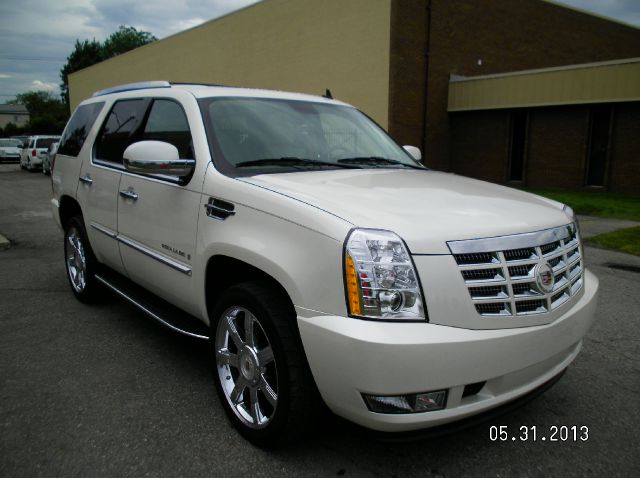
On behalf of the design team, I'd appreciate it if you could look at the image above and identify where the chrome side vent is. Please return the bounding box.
[205,198,236,220]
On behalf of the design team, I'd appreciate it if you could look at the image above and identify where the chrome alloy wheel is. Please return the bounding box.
[65,226,87,293]
[215,306,278,429]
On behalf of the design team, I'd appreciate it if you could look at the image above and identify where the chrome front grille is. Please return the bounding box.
[447,224,583,317]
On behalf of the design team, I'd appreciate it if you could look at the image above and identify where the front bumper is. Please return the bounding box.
[298,269,598,432]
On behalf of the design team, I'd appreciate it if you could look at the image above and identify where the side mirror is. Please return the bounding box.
[123,140,195,178]
[403,145,422,161]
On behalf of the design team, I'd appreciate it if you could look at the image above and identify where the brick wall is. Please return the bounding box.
[450,110,510,182]
[388,0,640,186]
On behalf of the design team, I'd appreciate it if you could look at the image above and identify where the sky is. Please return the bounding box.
[0,0,638,102]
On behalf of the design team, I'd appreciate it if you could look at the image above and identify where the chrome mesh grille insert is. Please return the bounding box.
[448,224,584,317]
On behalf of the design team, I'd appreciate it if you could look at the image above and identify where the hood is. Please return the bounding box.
[0,146,21,154]
[240,169,570,254]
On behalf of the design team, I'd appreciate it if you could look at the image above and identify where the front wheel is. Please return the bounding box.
[210,282,316,447]
[64,216,99,302]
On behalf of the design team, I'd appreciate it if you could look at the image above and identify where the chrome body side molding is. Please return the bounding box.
[117,234,192,276]
[90,223,191,276]
[90,222,117,238]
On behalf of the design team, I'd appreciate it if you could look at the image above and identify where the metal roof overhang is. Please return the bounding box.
[447,57,640,112]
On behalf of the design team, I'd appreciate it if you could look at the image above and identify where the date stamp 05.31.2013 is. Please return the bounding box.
[489,425,589,442]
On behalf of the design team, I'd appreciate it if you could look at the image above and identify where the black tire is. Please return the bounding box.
[209,281,316,447]
[63,216,99,303]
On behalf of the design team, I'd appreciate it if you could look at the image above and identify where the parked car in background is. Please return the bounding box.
[42,141,59,175]
[11,135,30,148]
[0,138,23,163]
[20,135,60,171]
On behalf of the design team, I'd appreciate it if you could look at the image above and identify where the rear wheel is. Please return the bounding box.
[210,281,315,447]
[64,216,99,302]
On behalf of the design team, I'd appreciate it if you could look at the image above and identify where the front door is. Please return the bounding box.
[115,99,201,316]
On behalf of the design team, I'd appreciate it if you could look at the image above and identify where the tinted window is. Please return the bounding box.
[586,105,612,186]
[95,99,149,164]
[508,110,528,181]
[142,100,193,159]
[34,137,58,149]
[58,102,105,157]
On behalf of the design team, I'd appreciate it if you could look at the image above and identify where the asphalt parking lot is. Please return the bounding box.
[1,163,639,477]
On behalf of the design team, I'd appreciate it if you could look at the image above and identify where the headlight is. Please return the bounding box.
[344,229,426,321]
[563,204,581,234]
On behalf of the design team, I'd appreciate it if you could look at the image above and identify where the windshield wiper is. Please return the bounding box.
[236,157,361,169]
[337,156,425,169]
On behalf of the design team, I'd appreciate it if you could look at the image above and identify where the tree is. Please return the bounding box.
[102,25,157,59]
[11,91,68,134]
[2,122,22,136]
[16,91,66,119]
[59,26,157,108]
[59,39,103,107]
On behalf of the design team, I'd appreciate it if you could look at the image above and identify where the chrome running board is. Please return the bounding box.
[95,270,209,340]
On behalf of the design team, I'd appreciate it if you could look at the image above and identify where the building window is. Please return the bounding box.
[585,105,612,187]
[508,110,528,181]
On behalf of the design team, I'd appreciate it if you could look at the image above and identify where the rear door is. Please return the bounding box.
[54,103,105,214]
[76,99,149,274]
[116,98,202,315]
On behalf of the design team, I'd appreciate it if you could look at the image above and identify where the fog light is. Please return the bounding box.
[363,390,447,414]
[414,390,447,411]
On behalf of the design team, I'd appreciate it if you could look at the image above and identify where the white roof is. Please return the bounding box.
[174,84,350,105]
[91,81,351,107]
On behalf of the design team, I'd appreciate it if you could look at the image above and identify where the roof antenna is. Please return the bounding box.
[323,88,333,99]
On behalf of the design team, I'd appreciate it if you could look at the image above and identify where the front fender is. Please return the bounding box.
[195,200,350,322]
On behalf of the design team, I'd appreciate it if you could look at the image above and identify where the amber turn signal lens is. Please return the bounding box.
[345,253,362,315]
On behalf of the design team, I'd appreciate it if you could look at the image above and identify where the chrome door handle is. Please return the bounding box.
[119,189,138,201]
[79,174,93,185]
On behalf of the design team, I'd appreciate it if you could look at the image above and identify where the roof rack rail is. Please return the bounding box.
[93,81,171,97]
[170,81,235,88]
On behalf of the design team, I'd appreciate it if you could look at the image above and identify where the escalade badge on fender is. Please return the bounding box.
[534,262,555,293]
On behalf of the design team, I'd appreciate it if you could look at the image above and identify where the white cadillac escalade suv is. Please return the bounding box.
[51,81,598,446]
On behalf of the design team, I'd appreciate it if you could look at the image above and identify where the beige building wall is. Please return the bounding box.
[69,0,392,127]
[448,58,640,112]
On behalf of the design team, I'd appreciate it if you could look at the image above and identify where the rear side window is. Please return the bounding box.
[35,137,58,149]
[142,100,194,159]
[95,99,149,164]
[58,102,104,157]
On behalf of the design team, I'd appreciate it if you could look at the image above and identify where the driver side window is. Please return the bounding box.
[142,100,194,160]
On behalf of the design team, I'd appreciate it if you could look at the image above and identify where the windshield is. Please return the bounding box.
[200,97,424,176]
[0,139,21,147]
